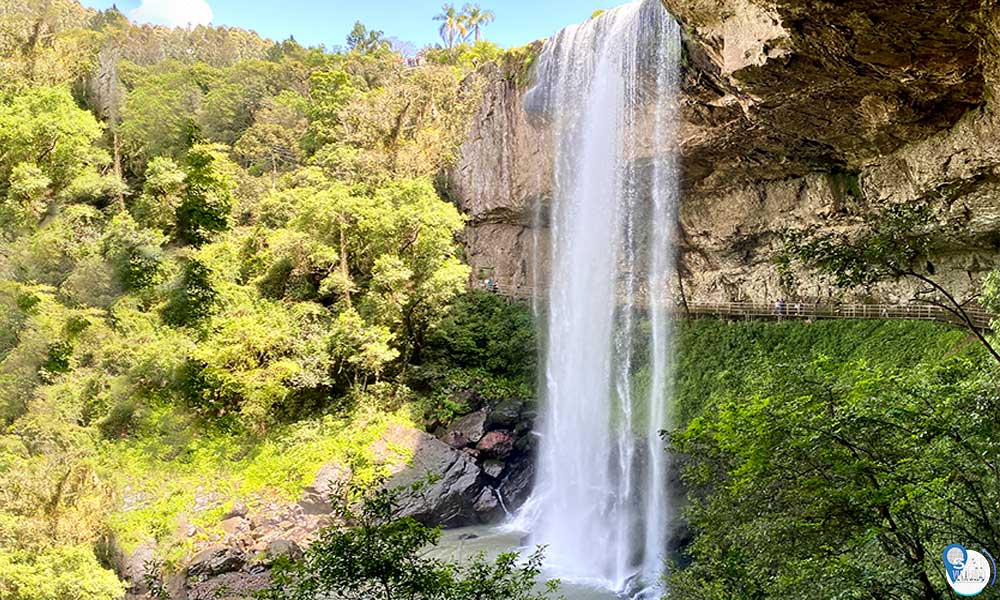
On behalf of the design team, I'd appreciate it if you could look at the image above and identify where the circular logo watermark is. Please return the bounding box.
[944,544,996,596]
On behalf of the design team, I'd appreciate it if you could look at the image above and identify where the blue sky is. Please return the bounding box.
[79,0,605,50]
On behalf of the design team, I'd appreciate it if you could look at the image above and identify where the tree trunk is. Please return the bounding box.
[340,224,351,307]
[113,130,125,212]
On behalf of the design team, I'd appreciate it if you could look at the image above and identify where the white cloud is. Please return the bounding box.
[130,0,214,28]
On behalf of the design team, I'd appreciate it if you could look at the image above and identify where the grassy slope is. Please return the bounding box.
[98,406,417,564]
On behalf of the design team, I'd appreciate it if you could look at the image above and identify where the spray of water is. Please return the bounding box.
[518,1,682,594]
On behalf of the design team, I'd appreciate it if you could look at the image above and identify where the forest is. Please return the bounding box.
[0,1,541,597]
[2,1,1000,599]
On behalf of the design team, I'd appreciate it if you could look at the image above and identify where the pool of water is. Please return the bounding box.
[430,525,622,600]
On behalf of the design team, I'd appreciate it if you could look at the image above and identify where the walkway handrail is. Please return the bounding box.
[476,280,995,331]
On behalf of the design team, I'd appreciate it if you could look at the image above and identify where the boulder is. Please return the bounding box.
[451,387,485,411]
[121,540,156,595]
[473,487,504,521]
[299,462,352,515]
[265,539,302,563]
[440,430,470,448]
[482,459,505,480]
[219,516,250,537]
[499,458,536,512]
[477,430,514,460]
[486,399,523,430]
[186,571,271,600]
[187,546,245,579]
[222,502,248,520]
[445,409,488,444]
[372,423,488,527]
[513,430,537,456]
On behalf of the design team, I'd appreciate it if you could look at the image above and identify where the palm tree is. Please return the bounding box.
[461,4,495,42]
[433,4,466,49]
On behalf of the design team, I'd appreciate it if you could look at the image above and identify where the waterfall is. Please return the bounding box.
[521,0,681,594]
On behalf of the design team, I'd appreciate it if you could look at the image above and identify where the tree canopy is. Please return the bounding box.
[0,2,514,595]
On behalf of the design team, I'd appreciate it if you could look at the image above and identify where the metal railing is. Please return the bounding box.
[475,280,995,331]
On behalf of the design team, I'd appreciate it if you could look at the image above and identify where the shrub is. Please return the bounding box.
[424,290,536,379]
[258,481,558,600]
[101,212,167,292]
[0,545,126,600]
[161,258,217,327]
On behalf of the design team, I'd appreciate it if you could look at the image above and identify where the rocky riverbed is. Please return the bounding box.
[121,396,538,599]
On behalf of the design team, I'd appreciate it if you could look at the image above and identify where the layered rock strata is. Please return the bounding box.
[448,0,1000,305]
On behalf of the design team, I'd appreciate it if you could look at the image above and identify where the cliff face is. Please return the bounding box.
[449,0,1000,304]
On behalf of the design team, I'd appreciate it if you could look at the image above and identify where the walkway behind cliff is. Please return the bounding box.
[481,281,995,331]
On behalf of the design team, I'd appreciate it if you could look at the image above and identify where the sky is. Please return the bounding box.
[79,0,606,50]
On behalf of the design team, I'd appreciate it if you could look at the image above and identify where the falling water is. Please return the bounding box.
[521,0,681,595]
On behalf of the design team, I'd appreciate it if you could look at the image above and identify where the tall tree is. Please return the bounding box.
[175,144,235,246]
[433,4,466,49]
[346,21,389,54]
[461,4,495,42]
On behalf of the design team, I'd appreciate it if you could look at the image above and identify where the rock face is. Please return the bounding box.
[375,396,538,527]
[450,0,1000,306]
[187,546,246,579]
[372,423,489,527]
[447,58,550,293]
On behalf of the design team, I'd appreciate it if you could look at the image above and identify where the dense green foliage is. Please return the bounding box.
[0,1,527,595]
[259,482,558,600]
[425,291,536,379]
[0,545,126,600]
[667,319,999,600]
[672,319,970,426]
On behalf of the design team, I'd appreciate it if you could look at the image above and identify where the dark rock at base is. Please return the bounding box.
[482,459,505,480]
[446,409,488,444]
[440,430,470,449]
[473,487,504,521]
[513,431,537,456]
[187,546,246,579]
[477,430,514,459]
[486,399,523,430]
[122,540,156,595]
[499,458,535,512]
[374,423,487,527]
[219,516,250,537]
[186,571,271,600]
[518,402,538,423]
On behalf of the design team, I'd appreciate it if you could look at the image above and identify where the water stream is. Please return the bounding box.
[516,1,682,596]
